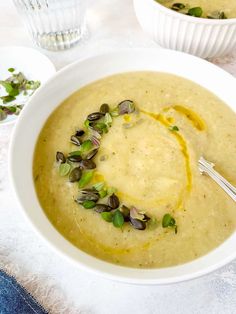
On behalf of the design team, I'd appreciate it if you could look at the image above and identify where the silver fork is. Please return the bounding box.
[198,156,236,202]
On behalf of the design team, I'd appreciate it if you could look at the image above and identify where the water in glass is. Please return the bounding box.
[13,0,87,51]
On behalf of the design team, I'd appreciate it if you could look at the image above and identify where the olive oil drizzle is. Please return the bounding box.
[163,105,206,131]
[140,109,192,194]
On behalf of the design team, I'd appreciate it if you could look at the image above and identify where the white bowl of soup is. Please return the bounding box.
[133,0,236,58]
[10,49,236,284]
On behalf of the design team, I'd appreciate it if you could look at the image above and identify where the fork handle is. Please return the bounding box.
[198,156,236,203]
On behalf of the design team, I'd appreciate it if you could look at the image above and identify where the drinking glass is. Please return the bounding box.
[13,0,87,51]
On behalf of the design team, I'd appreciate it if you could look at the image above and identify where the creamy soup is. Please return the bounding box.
[33,72,236,268]
[158,0,236,19]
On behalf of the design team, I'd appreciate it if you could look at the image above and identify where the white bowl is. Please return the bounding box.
[10,48,236,285]
[133,0,236,58]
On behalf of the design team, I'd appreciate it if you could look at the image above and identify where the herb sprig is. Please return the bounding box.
[0,68,41,121]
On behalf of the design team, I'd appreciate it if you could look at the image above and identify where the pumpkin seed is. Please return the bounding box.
[87,112,105,121]
[69,167,82,182]
[107,193,120,209]
[86,148,98,160]
[56,152,66,163]
[67,155,82,162]
[171,3,185,11]
[77,192,99,203]
[129,217,146,230]
[80,188,99,195]
[100,103,110,114]
[94,204,112,213]
[118,100,135,115]
[207,11,227,19]
[68,150,81,157]
[120,205,130,221]
[75,129,85,137]
[70,135,82,146]
[80,159,96,169]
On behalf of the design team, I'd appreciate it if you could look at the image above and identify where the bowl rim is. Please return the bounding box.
[145,0,236,23]
[9,48,236,285]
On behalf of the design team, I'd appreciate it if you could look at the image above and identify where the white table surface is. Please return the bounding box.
[1,1,236,313]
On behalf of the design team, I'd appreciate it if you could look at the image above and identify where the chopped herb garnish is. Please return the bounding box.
[82,200,96,209]
[95,122,108,133]
[107,186,117,195]
[4,106,16,113]
[110,108,119,117]
[1,95,16,104]
[80,139,93,152]
[162,213,177,233]
[99,189,107,199]
[0,81,19,96]
[188,7,203,17]
[101,211,113,222]
[84,119,90,128]
[59,163,71,176]
[93,182,105,191]
[104,113,112,127]
[0,104,23,120]
[0,70,40,122]
[169,125,179,131]
[78,171,94,188]
[0,108,7,121]
[112,210,124,228]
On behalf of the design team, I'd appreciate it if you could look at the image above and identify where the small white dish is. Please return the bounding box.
[9,49,236,285]
[0,46,56,126]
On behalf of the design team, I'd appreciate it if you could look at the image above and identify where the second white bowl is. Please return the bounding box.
[133,0,236,58]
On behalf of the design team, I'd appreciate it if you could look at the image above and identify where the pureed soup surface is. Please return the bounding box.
[158,0,236,18]
[34,72,236,268]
